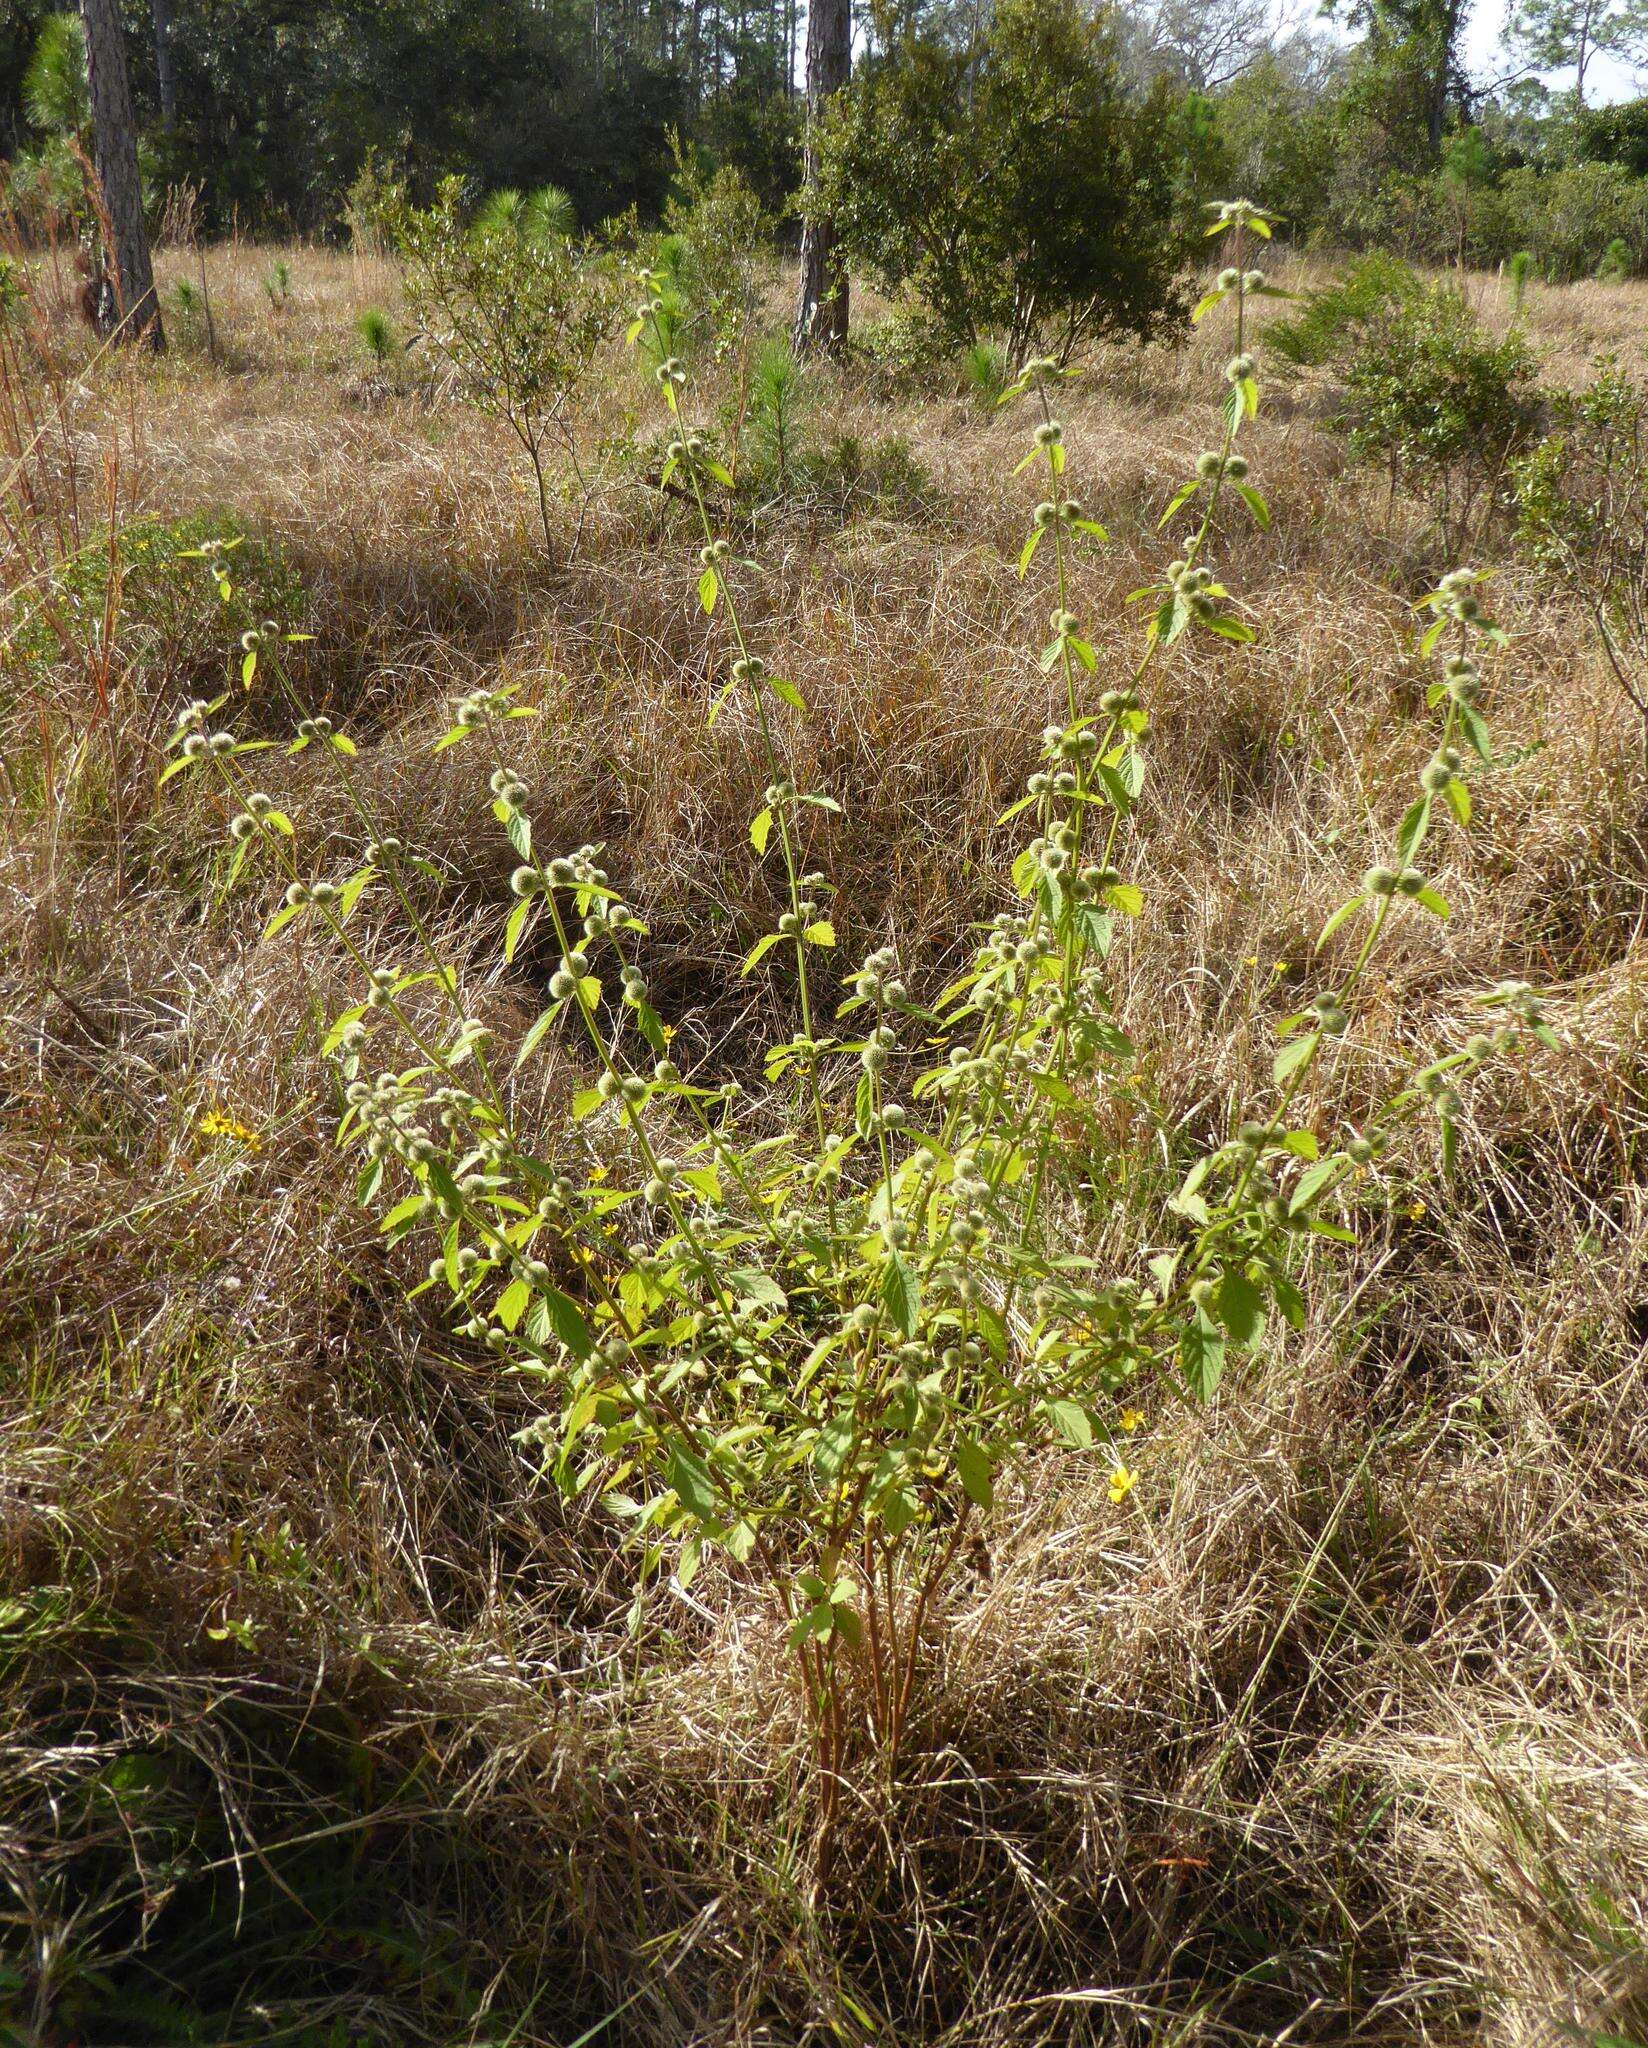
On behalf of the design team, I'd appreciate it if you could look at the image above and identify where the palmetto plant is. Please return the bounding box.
[157,200,1553,1840]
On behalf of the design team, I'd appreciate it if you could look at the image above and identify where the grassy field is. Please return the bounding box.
[4,237,1648,2046]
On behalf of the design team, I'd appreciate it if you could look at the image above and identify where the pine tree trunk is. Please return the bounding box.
[151,0,176,125]
[791,0,850,353]
[81,0,164,349]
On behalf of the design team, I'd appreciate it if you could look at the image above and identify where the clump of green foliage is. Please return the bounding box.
[474,182,578,243]
[962,341,1012,409]
[380,175,623,561]
[1516,358,1648,764]
[354,305,398,367]
[1597,234,1632,280]
[744,335,807,496]
[1266,251,1417,369]
[1332,281,1540,552]
[156,202,1553,1830]
[816,0,1201,359]
[5,10,89,237]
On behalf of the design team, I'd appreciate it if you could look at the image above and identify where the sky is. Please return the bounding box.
[1460,0,1642,99]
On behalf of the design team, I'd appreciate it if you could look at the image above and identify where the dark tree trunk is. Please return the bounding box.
[791,0,850,352]
[81,0,164,349]
[152,0,176,125]
[1424,0,1462,154]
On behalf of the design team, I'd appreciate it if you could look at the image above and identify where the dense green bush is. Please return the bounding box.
[815,0,1199,358]
[1496,160,1648,280]
[1332,281,1540,550]
[1266,251,1418,368]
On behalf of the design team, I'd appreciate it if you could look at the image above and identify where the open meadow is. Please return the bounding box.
[4,227,1648,2046]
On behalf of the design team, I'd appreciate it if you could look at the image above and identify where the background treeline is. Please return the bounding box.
[7,0,1648,278]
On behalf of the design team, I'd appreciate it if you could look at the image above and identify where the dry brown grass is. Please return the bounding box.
[3,238,1648,2045]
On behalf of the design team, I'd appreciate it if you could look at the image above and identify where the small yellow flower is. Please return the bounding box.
[1119,1408,1145,1433]
[1273,959,1290,974]
[1243,953,1259,967]
[1406,1198,1427,1220]
[198,1108,261,1152]
[1108,1464,1137,1505]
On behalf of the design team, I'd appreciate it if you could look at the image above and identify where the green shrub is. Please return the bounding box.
[354,305,397,366]
[744,336,807,496]
[473,183,578,243]
[381,175,623,561]
[1496,161,1648,282]
[156,203,1552,1812]
[854,305,956,396]
[816,0,1197,359]
[1265,251,1418,369]
[788,431,937,523]
[961,341,1012,409]
[660,155,767,370]
[1332,282,1540,552]
[1515,360,1648,762]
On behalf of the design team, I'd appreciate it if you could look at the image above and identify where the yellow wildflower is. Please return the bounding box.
[1119,1408,1145,1434]
[199,1109,261,1152]
[1108,1465,1137,1505]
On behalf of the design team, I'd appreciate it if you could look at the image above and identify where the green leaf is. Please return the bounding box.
[882,1254,920,1337]
[1044,1398,1092,1448]
[698,564,719,614]
[749,805,774,854]
[768,674,807,712]
[1018,525,1045,578]
[1217,1269,1265,1347]
[668,1444,719,1521]
[1180,1312,1226,1399]
[814,1414,855,1481]
[495,1278,531,1330]
[1317,896,1365,946]
[1412,885,1450,918]
[1158,479,1199,528]
[803,920,836,947]
[1273,1031,1319,1085]
[504,896,534,963]
[1234,481,1269,528]
[954,1437,994,1509]
[1289,1157,1343,1216]
[1396,796,1432,865]
[742,931,783,975]
[533,1284,592,1358]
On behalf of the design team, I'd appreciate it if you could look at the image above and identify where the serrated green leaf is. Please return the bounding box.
[882,1254,919,1337]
